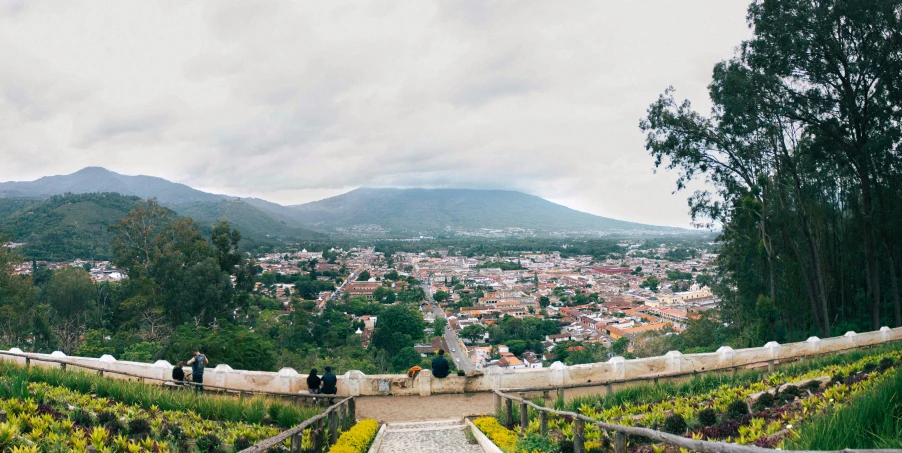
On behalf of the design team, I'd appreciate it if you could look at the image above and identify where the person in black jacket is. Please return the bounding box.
[307,369,322,394]
[172,362,186,384]
[432,349,450,378]
[321,366,337,404]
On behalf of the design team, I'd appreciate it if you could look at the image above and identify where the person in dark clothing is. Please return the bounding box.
[307,369,322,394]
[432,349,450,378]
[187,348,208,394]
[172,361,186,384]
[321,366,338,404]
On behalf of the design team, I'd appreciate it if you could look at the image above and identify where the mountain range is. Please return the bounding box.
[0,167,694,255]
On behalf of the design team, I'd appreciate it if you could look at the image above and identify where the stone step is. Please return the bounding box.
[377,419,486,453]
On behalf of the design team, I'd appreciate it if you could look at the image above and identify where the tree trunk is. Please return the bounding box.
[884,241,901,327]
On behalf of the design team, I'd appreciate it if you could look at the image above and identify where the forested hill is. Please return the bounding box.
[287,188,687,236]
[0,193,148,260]
[0,166,224,204]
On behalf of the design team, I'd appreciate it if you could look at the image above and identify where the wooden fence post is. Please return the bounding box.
[60,363,66,371]
[348,398,356,426]
[289,431,303,452]
[614,431,627,453]
[25,357,30,369]
[87,446,96,453]
[329,408,339,445]
[520,401,528,433]
[0,410,6,423]
[494,392,502,415]
[504,398,513,429]
[556,387,565,402]
[574,418,585,453]
[768,360,775,372]
[539,411,547,436]
[605,383,613,396]
[313,419,326,452]
[340,400,348,430]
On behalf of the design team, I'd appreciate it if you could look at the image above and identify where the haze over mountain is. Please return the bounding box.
[0,167,696,240]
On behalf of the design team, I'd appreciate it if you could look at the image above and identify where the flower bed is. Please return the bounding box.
[494,345,902,452]
[328,419,379,453]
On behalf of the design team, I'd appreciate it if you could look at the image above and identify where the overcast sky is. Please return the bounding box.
[0,1,752,228]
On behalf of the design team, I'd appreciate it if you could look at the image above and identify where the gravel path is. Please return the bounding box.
[378,420,485,453]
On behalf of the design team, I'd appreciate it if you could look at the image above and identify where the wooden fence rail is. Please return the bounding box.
[493,390,902,453]
[238,397,355,453]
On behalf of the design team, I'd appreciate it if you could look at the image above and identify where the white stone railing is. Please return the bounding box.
[2,326,900,397]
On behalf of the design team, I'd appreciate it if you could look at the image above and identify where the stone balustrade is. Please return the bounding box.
[2,326,900,397]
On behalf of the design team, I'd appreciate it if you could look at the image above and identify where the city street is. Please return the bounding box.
[422,284,476,373]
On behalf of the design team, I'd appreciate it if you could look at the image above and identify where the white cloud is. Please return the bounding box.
[0,0,752,227]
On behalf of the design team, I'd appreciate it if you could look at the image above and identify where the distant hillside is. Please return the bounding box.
[0,166,225,204]
[0,193,148,260]
[0,167,325,242]
[288,188,687,236]
[172,199,326,240]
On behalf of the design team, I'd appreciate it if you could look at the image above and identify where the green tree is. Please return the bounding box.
[460,324,486,344]
[640,276,659,292]
[392,346,423,372]
[432,317,447,336]
[539,295,550,308]
[372,286,396,304]
[356,270,371,281]
[611,337,630,356]
[433,290,450,302]
[369,305,425,356]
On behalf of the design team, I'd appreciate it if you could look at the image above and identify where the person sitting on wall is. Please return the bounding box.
[431,349,450,378]
[307,368,322,394]
[172,361,187,385]
[321,366,338,404]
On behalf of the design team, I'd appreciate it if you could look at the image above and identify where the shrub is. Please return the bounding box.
[329,419,379,453]
[697,408,717,427]
[727,400,749,420]
[197,433,223,453]
[97,411,124,433]
[473,417,518,453]
[162,423,184,440]
[517,434,561,453]
[879,357,895,371]
[662,414,688,435]
[862,362,878,373]
[777,385,800,404]
[753,393,775,412]
[803,379,821,393]
[832,372,846,385]
[70,410,95,427]
[127,418,150,437]
[233,438,252,452]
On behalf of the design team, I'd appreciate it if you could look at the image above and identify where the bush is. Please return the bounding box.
[777,385,800,404]
[832,372,846,385]
[662,414,688,435]
[97,411,124,433]
[197,433,223,453]
[233,438,252,452]
[329,419,380,453]
[803,380,821,393]
[697,408,717,427]
[862,362,878,373]
[127,418,150,437]
[517,434,562,453]
[473,417,518,453]
[752,392,775,412]
[727,400,749,420]
[879,357,895,371]
[70,410,95,427]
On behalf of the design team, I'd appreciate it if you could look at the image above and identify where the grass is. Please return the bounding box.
[0,360,320,428]
[786,365,902,450]
[561,340,902,412]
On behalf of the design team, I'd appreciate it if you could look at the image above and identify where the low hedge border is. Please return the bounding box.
[328,419,380,453]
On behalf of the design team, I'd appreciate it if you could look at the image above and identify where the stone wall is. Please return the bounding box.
[2,326,900,397]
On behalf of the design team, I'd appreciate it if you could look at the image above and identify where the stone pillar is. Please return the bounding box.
[153,360,173,382]
[609,357,626,380]
[50,351,67,370]
[880,326,891,342]
[844,331,858,348]
[763,341,780,360]
[664,351,682,373]
[345,370,365,397]
[549,361,566,387]
[418,369,432,396]
[805,336,821,355]
[211,364,233,389]
[716,346,734,368]
[278,368,300,393]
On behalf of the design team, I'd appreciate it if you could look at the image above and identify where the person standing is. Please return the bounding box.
[187,348,208,394]
[431,349,450,378]
[321,366,337,404]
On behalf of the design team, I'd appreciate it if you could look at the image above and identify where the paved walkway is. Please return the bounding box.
[377,419,485,453]
[356,392,494,422]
